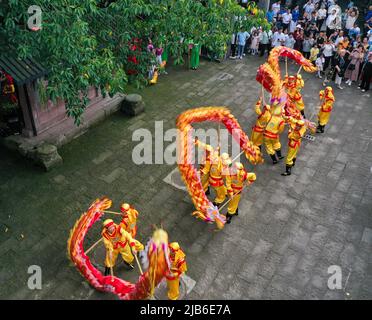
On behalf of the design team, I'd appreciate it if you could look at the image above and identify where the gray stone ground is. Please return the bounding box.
[0,56,371,300]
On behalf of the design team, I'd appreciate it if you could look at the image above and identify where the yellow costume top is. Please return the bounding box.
[120,203,139,238]
[166,242,187,280]
[319,88,335,113]
[264,115,285,139]
[102,221,140,251]
[226,167,256,197]
[195,139,213,176]
[253,99,271,133]
[288,120,307,148]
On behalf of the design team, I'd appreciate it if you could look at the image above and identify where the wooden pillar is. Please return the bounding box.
[17,84,35,137]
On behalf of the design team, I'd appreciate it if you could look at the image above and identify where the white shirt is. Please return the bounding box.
[272,3,280,16]
[285,36,295,48]
[335,36,344,46]
[317,8,327,19]
[304,3,315,15]
[282,13,292,24]
[272,32,286,47]
[345,15,357,30]
[316,57,325,67]
[368,30,372,42]
[323,43,335,57]
[326,14,337,27]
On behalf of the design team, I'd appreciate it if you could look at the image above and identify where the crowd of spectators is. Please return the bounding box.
[232,0,372,92]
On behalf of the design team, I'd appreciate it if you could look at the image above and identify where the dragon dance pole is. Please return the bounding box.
[85,238,103,255]
[297,65,303,75]
[134,253,144,275]
[218,184,248,212]
[103,210,122,216]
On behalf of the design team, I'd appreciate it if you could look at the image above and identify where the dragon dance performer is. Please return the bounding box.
[194,138,213,195]
[208,150,231,207]
[264,104,285,164]
[283,75,306,118]
[317,86,335,133]
[166,242,187,300]
[102,219,144,275]
[250,97,271,150]
[225,162,256,224]
[281,118,306,176]
[120,203,139,237]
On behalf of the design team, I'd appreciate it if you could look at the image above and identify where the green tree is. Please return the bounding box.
[1,0,269,125]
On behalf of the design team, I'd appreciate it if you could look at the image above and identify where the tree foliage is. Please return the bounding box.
[1,0,270,125]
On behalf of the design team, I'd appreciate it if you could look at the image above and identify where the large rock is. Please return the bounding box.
[35,143,63,171]
[121,94,145,116]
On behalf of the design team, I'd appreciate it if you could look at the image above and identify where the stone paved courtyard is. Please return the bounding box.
[0,56,371,300]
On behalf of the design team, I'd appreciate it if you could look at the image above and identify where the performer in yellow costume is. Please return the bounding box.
[284,75,305,118]
[194,138,213,195]
[264,105,285,164]
[282,119,306,176]
[102,219,144,275]
[226,162,256,224]
[250,97,271,150]
[317,86,335,133]
[166,242,187,300]
[120,203,139,238]
[209,151,231,207]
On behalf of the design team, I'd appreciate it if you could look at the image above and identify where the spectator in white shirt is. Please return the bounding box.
[303,1,315,16]
[272,29,286,48]
[326,9,340,37]
[282,9,292,32]
[334,30,345,46]
[345,8,359,33]
[322,39,335,70]
[272,2,281,18]
[316,5,327,31]
[285,33,295,49]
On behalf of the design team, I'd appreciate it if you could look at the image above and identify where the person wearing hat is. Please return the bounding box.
[101,219,144,275]
[250,97,271,150]
[119,203,139,238]
[264,102,286,164]
[166,242,187,300]
[282,118,307,176]
[209,151,231,207]
[194,137,213,195]
[225,162,256,224]
[317,86,335,133]
[283,75,305,118]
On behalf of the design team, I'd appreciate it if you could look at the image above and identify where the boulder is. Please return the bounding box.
[121,94,145,116]
[35,143,63,171]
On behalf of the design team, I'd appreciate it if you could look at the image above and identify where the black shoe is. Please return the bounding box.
[104,267,111,276]
[205,187,210,196]
[270,154,278,164]
[292,158,297,167]
[316,125,322,133]
[301,110,306,118]
[321,125,325,133]
[235,208,239,216]
[213,202,221,208]
[225,213,233,224]
[281,165,292,176]
[276,149,284,160]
